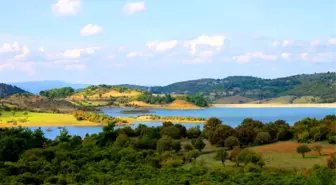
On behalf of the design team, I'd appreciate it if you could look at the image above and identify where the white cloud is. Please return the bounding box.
[280,52,291,59]
[328,38,336,45]
[146,40,177,52]
[39,47,45,53]
[52,0,81,16]
[270,41,280,47]
[64,64,86,70]
[282,40,293,47]
[0,42,20,53]
[0,60,36,75]
[299,52,309,60]
[232,52,277,63]
[80,24,103,36]
[61,47,100,58]
[124,2,146,15]
[184,35,226,56]
[198,50,215,57]
[126,52,153,58]
[14,45,29,60]
[310,40,320,47]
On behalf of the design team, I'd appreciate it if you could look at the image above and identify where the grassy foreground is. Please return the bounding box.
[0,111,98,127]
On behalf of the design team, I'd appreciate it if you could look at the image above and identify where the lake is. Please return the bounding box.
[30,107,335,139]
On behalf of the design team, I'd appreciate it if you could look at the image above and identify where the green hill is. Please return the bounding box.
[151,72,336,103]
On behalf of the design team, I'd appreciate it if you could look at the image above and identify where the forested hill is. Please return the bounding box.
[150,72,336,102]
[0,83,28,98]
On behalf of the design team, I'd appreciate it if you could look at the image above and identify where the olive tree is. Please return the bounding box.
[296,145,311,158]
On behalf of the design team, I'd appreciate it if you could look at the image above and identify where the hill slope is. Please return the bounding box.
[150,72,336,103]
[0,83,27,98]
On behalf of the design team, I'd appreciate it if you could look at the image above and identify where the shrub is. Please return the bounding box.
[313,145,322,156]
[191,137,206,152]
[187,126,201,139]
[183,143,193,151]
[204,117,222,131]
[236,149,263,166]
[244,163,261,173]
[327,153,336,169]
[172,140,181,152]
[214,148,228,166]
[114,134,130,148]
[328,136,336,144]
[156,135,173,153]
[254,132,272,145]
[160,126,181,139]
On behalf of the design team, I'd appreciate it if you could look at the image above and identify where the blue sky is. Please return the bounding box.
[0,0,335,85]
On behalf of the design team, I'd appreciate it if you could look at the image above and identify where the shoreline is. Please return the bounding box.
[211,103,336,108]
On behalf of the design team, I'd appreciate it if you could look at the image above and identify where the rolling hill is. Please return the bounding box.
[150,72,336,103]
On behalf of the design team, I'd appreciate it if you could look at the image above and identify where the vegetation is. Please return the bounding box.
[0,83,27,98]
[119,109,152,114]
[73,111,127,125]
[150,72,336,103]
[297,145,311,158]
[39,87,74,98]
[0,121,335,185]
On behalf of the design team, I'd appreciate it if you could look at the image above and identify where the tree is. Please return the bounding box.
[187,126,201,139]
[183,143,193,151]
[156,135,173,153]
[236,149,263,167]
[191,137,206,152]
[208,125,235,146]
[313,145,322,156]
[114,134,130,148]
[225,136,239,149]
[254,132,272,145]
[204,117,222,131]
[329,136,336,144]
[160,125,181,139]
[296,145,311,158]
[174,124,187,138]
[12,111,16,116]
[236,127,256,146]
[172,140,181,152]
[215,148,228,166]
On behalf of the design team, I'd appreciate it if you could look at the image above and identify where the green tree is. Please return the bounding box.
[296,145,311,158]
[191,137,206,152]
[215,148,228,166]
[160,125,181,139]
[225,136,239,149]
[114,134,130,148]
[255,132,272,145]
[156,135,173,153]
[183,143,193,151]
[204,117,222,131]
[187,126,201,139]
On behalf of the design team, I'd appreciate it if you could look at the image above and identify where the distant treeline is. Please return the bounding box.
[73,111,127,125]
[39,87,74,98]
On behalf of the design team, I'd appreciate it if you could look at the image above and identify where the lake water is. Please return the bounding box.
[30,107,335,139]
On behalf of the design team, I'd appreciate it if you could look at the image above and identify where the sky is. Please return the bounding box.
[0,0,335,85]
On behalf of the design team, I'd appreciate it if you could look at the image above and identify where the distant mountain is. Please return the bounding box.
[0,83,28,98]
[150,72,336,103]
[10,80,90,94]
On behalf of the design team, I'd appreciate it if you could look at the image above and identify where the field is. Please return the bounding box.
[183,140,336,170]
[128,99,201,109]
[0,111,99,127]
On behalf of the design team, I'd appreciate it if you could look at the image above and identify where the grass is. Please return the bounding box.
[182,140,335,170]
[0,111,97,127]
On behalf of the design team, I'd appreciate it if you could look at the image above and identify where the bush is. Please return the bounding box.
[183,144,193,151]
[114,134,130,148]
[244,163,261,173]
[160,126,181,139]
[191,137,206,152]
[254,132,272,145]
[224,136,239,149]
[187,126,201,139]
[172,140,181,152]
[156,136,173,153]
[328,136,336,144]
[204,117,222,131]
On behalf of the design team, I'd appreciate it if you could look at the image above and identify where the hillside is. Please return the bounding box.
[151,72,336,103]
[0,83,27,98]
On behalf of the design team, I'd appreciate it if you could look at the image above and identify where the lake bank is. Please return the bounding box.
[211,103,336,108]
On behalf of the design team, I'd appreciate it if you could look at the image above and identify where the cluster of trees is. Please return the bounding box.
[133,92,175,104]
[78,85,142,97]
[73,111,127,124]
[39,87,75,98]
[0,83,27,98]
[177,93,209,107]
[0,122,335,184]
[203,115,336,148]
